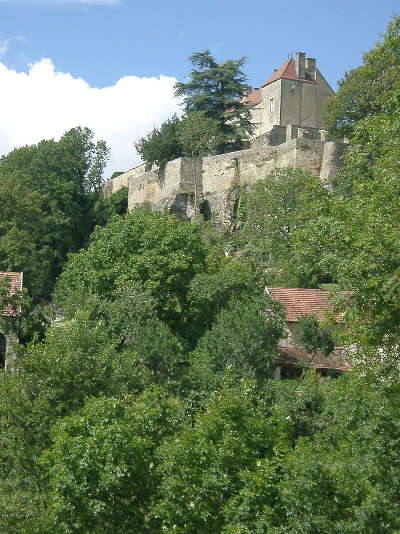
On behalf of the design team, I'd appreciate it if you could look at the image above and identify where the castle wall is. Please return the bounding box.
[201,140,300,194]
[104,163,147,197]
[320,141,347,188]
[127,157,202,212]
[106,125,347,229]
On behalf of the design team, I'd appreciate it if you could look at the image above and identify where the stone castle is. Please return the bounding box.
[104,52,347,227]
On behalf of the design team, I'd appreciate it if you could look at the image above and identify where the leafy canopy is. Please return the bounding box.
[175,50,254,144]
[324,15,400,139]
[135,114,183,169]
[0,127,110,298]
[239,168,331,288]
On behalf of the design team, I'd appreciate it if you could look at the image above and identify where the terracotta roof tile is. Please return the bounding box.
[242,87,262,106]
[276,345,351,372]
[262,58,316,87]
[0,272,23,316]
[267,287,334,322]
[243,58,317,108]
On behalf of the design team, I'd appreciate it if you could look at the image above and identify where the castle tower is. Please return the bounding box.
[244,52,334,137]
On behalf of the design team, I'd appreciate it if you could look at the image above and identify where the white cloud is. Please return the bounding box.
[0,58,180,177]
[0,36,26,57]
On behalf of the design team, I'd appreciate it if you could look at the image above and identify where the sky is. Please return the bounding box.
[0,0,398,176]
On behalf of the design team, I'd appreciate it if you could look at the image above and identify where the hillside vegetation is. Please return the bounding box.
[0,16,400,534]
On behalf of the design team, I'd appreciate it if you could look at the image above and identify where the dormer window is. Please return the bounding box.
[269,98,275,113]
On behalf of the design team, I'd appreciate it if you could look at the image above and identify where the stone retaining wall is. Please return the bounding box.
[104,124,347,227]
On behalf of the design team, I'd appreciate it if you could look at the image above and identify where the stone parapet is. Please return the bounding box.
[104,124,347,227]
[103,163,147,198]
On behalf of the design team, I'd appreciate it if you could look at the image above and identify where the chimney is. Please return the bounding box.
[295,52,305,79]
[305,57,316,81]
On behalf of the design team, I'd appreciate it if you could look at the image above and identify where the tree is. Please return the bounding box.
[0,127,110,299]
[155,383,284,534]
[295,17,400,349]
[240,168,331,288]
[92,185,129,227]
[55,208,207,330]
[174,50,254,145]
[0,170,53,298]
[184,258,265,346]
[177,112,223,212]
[43,389,184,533]
[187,294,284,400]
[135,114,183,169]
[297,313,335,358]
[324,15,400,139]
[0,303,152,532]
[0,276,48,345]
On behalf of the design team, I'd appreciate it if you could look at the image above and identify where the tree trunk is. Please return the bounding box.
[192,158,198,215]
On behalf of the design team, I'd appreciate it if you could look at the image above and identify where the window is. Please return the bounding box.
[269,98,274,113]
[0,333,6,369]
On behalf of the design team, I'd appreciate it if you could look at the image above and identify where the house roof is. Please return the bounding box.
[243,57,317,106]
[262,58,316,87]
[267,287,334,322]
[276,345,351,372]
[0,272,23,316]
[242,87,262,106]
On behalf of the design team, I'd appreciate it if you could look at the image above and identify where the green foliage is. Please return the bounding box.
[240,168,331,287]
[184,259,264,344]
[271,373,400,533]
[0,276,48,345]
[188,295,284,398]
[297,313,335,357]
[0,127,110,298]
[92,185,129,227]
[287,17,400,349]
[0,304,152,531]
[325,15,400,139]
[155,383,287,533]
[175,50,254,144]
[135,114,183,169]
[55,207,207,328]
[177,111,223,157]
[43,389,184,533]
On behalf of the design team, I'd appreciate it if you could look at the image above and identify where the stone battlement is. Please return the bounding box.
[103,124,347,227]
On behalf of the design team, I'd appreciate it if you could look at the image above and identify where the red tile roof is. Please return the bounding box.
[242,87,262,106]
[243,57,316,106]
[0,272,23,316]
[262,58,316,87]
[276,345,351,372]
[267,287,334,322]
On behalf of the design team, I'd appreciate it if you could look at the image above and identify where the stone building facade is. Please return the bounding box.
[0,271,23,370]
[267,287,350,378]
[243,52,335,136]
[104,124,346,227]
[103,51,344,225]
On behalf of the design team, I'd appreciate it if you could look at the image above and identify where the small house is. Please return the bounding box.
[0,272,23,369]
[267,287,350,378]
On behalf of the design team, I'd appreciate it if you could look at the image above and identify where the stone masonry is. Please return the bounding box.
[103,123,347,228]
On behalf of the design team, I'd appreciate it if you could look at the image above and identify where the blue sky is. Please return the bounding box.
[0,0,398,174]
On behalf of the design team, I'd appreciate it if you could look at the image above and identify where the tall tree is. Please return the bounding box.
[135,114,183,169]
[324,15,400,139]
[174,50,254,145]
[240,168,331,288]
[177,112,223,212]
[0,127,110,298]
